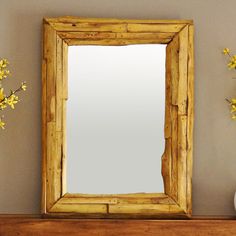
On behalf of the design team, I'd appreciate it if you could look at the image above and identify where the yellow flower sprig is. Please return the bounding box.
[0,116,5,129]
[226,98,236,120]
[222,48,236,69]
[0,59,10,80]
[222,48,236,120]
[0,83,26,109]
[0,58,27,129]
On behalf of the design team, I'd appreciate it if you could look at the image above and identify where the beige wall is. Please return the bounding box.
[0,0,236,216]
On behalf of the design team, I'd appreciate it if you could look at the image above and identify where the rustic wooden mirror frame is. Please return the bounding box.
[42,16,194,218]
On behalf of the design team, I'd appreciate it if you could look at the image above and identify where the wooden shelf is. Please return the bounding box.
[0,215,236,236]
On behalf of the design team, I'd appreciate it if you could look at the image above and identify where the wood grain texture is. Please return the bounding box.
[50,202,107,214]
[170,105,178,202]
[42,21,66,212]
[108,204,183,214]
[177,115,187,211]
[64,193,175,205]
[42,17,194,218]
[186,25,194,214]
[50,22,128,32]
[61,40,68,196]
[162,24,193,215]
[161,45,172,196]
[177,26,189,115]
[65,38,171,46]
[46,122,61,210]
[57,32,175,40]
[127,23,186,33]
[169,36,179,106]
[1,218,236,236]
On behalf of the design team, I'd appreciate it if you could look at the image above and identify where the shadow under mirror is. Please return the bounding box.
[67,44,166,194]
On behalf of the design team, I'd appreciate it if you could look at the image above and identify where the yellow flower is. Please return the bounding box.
[232,55,236,61]
[0,59,9,69]
[232,115,236,120]
[0,58,27,130]
[0,118,5,129]
[231,104,236,113]
[0,88,7,110]
[0,101,7,110]
[0,70,4,80]
[227,59,236,69]
[7,94,19,109]
[223,48,230,55]
[0,88,5,101]
[231,98,236,104]
[21,82,27,91]
[0,69,10,80]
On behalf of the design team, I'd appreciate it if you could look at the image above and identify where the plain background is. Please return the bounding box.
[67,45,165,194]
[0,0,236,216]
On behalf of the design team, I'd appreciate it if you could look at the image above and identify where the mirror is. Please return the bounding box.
[67,45,166,194]
[42,17,194,218]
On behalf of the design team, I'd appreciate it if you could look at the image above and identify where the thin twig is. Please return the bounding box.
[0,85,24,104]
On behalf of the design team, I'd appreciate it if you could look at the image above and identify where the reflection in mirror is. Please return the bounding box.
[67,44,166,194]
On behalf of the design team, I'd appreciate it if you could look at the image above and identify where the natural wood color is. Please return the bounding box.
[55,35,63,132]
[42,17,194,218]
[2,217,236,236]
[162,44,172,196]
[169,36,179,106]
[45,16,193,24]
[64,193,175,205]
[186,25,194,214]
[58,31,117,39]
[161,138,172,195]
[177,26,189,115]
[127,23,186,33]
[177,115,188,212]
[61,100,67,196]
[50,22,127,32]
[44,23,57,123]
[58,32,175,40]
[43,22,63,212]
[65,192,168,198]
[46,122,61,210]
[62,41,68,100]
[108,204,184,214]
[66,38,170,46]
[170,105,179,202]
[118,32,175,39]
[60,197,118,205]
[61,41,68,195]
[164,45,172,139]
[116,197,173,205]
[50,202,107,213]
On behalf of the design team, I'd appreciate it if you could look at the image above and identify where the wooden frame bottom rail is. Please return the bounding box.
[0,217,236,236]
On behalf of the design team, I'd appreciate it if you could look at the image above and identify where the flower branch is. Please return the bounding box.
[0,59,27,129]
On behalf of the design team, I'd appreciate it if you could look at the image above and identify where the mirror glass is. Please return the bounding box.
[67,44,166,194]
